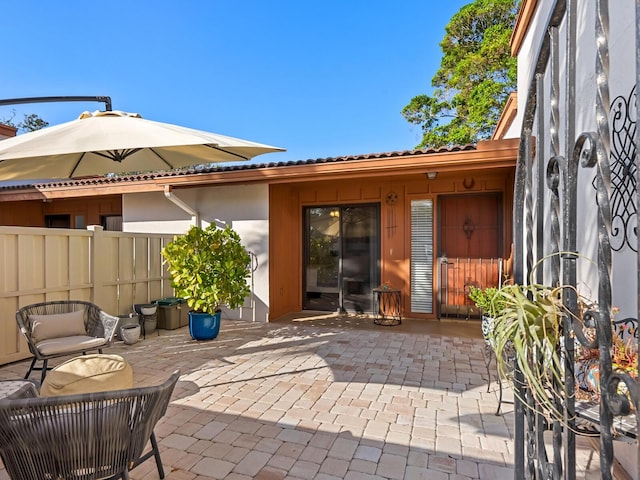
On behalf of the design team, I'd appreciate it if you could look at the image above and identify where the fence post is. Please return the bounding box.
[87,225,109,308]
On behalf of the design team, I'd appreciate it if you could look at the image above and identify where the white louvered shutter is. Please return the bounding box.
[411,200,433,313]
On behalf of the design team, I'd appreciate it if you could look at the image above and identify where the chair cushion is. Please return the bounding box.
[29,310,86,344]
[35,335,107,356]
[40,354,133,397]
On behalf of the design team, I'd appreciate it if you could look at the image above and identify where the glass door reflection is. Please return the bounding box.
[303,205,379,313]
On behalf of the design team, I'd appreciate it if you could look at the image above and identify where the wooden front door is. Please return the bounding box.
[440,194,502,258]
[438,194,503,317]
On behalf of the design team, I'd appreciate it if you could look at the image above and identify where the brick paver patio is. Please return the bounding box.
[0,317,604,479]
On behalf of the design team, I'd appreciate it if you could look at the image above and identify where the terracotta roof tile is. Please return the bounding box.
[0,145,477,191]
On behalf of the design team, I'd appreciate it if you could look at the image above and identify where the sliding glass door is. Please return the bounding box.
[303,205,379,313]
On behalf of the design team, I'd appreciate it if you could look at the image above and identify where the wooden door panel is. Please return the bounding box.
[439,194,502,313]
[439,194,501,259]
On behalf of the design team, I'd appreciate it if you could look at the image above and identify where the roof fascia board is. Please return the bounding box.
[511,0,538,56]
[0,188,47,201]
[0,123,18,138]
[157,139,519,187]
[492,92,518,140]
[0,139,518,199]
[7,179,163,200]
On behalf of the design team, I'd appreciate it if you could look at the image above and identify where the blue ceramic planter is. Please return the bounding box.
[189,311,221,340]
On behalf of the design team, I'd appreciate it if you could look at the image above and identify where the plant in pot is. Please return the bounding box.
[161,224,251,341]
[491,283,566,417]
[471,277,588,419]
[468,285,507,347]
[575,308,638,409]
[489,281,608,422]
[469,283,511,412]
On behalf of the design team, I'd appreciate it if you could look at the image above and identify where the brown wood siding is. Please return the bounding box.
[269,170,514,320]
[0,196,122,228]
[0,201,44,226]
[269,185,302,320]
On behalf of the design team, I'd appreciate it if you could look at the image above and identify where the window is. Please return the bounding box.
[45,214,70,229]
[102,216,123,231]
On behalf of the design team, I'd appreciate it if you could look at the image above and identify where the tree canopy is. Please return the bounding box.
[402,0,519,148]
[1,111,49,133]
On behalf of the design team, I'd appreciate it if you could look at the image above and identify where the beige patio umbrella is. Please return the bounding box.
[0,110,285,180]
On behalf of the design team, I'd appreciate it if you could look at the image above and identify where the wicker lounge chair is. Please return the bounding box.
[16,300,119,383]
[0,370,179,480]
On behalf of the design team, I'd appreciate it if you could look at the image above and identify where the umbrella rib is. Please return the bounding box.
[93,149,141,163]
[206,145,249,160]
[69,152,87,177]
[148,148,181,169]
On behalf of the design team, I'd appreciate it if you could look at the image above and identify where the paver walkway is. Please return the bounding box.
[0,317,604,479]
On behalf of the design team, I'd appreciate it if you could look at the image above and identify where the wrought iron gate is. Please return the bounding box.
[438,257,503,319]
[512,1,639,479]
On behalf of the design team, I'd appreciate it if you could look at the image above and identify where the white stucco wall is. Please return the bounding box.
[516,1,638,318]
[122,184,270,322]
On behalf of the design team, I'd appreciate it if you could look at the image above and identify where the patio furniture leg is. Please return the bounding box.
[496,373,503,416]
[40,359,49,384]
[485,345,506,416]
[150,432,165,478]
[494,350,515,416]
[24,357,37,380]
[484,345,493,393]
[131,432,165,478]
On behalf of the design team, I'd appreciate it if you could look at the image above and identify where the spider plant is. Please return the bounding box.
[491,282,575,421]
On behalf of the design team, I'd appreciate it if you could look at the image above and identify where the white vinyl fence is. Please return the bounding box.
[0,225,176,366]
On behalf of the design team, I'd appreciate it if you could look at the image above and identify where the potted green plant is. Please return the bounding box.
[161,224,251,340]
[468,285,507,347]
[468,285,506,319]
[469,283,513,413]
[489,282,584,422]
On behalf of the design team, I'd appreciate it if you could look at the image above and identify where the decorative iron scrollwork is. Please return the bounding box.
[607,85,637,252]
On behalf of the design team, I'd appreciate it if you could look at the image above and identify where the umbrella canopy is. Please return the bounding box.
[0,110,285,180]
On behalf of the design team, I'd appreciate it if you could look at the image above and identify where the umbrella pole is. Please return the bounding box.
[0,96,112,111]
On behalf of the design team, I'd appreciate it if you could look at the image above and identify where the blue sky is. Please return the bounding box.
[2,1,469,164]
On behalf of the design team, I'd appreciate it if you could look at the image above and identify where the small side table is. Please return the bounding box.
[372,287,402,326]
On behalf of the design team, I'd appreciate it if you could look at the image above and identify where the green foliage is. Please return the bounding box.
[161,224,251,314]
[492,283,583,422]
[1,110,49,132]
[468,285,506,318]
[402,0,519,147]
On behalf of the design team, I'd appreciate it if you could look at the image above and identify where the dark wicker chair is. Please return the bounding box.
[0,370,180,480]
[16,300,119,383]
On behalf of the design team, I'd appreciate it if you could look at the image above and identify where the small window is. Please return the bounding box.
[102,215,123,232]
[45,214,70,229]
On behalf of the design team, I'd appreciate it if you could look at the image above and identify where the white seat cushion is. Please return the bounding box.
[36,335,107,356]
